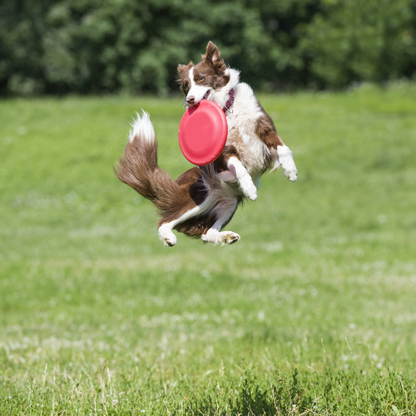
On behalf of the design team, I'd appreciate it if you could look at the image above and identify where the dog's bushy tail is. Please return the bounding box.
[114,111,180,209]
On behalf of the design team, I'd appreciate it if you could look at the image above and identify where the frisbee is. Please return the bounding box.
[178,100,228,166]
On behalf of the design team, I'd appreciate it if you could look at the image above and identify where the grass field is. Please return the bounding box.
[1,83,416,415]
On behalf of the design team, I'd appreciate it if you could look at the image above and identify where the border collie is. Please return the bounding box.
[115,41,297,246]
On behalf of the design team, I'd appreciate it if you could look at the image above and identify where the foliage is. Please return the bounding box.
[300,0,416,88]
[0,0,415,95]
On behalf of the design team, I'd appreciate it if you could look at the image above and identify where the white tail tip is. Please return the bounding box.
[129,110,155,143]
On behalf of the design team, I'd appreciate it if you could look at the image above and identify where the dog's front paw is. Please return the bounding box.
[244,187,258,201]
[277,145,297,182]
[283,165,298,182]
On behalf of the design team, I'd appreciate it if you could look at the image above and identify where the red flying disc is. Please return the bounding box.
[178,100,228,166]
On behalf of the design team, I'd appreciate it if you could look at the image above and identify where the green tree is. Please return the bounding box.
[0,0,415,95]
[300,0,416,88]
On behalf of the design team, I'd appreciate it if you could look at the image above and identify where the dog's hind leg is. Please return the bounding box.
[156,167,210,247]
[158,204,205,247]
[157,166,241,247]
[201,197,240,246]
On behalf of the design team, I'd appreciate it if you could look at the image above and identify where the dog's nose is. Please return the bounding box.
[186,95,195,106]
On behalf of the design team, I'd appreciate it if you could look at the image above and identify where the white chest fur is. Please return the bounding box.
[224,83,268,177]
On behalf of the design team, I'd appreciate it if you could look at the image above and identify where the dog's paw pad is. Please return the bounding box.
[239,178,258,200]
[221,232,240,246]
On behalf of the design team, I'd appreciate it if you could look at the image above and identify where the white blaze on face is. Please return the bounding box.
[186,67,211,105]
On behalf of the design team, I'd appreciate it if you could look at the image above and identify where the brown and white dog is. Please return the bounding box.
[115,41,297,246]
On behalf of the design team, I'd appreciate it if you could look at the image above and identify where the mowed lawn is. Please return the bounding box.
[1,84,416,415]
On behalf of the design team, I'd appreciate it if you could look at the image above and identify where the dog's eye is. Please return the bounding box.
[198,77,204,82]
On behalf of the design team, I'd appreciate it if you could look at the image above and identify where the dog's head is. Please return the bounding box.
[177,41,230,107]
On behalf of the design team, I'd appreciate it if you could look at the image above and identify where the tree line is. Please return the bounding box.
[0,0,415,96]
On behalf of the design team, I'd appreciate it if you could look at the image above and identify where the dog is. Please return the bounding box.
[115,41,297,246]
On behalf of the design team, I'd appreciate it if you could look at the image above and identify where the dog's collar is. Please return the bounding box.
[222,89,235,113]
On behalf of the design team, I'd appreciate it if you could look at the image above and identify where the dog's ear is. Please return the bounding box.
[177,62,193,82]
[202,41,222,66]
[177,64,188,76]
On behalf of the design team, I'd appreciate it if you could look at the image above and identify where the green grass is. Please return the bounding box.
[1,83,416,415]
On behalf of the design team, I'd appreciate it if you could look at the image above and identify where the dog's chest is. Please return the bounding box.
[226,114,267,175]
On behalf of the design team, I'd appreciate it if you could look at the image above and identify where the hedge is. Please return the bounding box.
[0,0,415,95]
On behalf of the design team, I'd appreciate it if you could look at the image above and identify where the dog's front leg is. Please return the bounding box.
[266,134,297,181]
[276,145,298,182]
[227,156,258,201]
[255,114,298,181]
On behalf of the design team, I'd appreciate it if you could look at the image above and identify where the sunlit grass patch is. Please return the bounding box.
[1,84,416,414]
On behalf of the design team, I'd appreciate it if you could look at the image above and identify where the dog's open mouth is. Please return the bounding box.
[202,90,210,100]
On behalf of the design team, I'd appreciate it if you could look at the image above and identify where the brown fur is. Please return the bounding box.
[115,133,236,238]
[158,167,206,226]
[173,164,242,238]
[174,199,240,238]
[115,135,207,232]
[254,103,285,169]
[177,42,230,94]
[255,103,285,148]
[174,209,218,237]
[114,136,160,201]
[213,144,240,173]
[177,62,193,95]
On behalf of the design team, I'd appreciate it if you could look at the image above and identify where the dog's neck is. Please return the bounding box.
[211,68,240,109]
